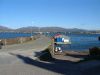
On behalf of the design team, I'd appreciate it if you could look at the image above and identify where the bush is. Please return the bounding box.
[89,47,100,56]
[38,49,53,61]
[98,36,100,41]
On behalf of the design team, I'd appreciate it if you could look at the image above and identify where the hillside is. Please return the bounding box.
[0,25,13,32]
[15,26,39,32]
[0,25,100,33]
[15,26,88,32]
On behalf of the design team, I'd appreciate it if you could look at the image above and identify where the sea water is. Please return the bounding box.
[44,33,100,51]
[0,32,100,51]
[0,32,37,39]
[63,34,100,51]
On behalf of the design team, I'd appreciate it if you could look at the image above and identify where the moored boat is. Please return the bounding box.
[53,34,71,53]
[54,34,71,44]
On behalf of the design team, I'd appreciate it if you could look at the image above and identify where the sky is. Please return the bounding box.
[0,0,100,30]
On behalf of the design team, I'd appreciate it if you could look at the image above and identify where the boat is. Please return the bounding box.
[52,34,71,53]
[54,34,71,44]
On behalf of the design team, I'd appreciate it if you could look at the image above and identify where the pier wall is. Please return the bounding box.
[0,35,40,45]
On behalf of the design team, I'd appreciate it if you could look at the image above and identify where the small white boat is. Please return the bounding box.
[54,34,71,44]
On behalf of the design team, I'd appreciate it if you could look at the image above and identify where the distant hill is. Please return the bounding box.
[15,26,39,32]
[0,25,100,33]
[0,25,13,31]
[40,27,67,32]
[15,26,88,32]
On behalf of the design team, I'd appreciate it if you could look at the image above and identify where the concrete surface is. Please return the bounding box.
[0,35,100,75]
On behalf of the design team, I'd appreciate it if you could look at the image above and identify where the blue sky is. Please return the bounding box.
[0,0,100,30]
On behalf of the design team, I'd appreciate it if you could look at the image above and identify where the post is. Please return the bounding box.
[52,38,55,55]
[20,37,23,43]
[4,39,7,45]
[31,36,33,40]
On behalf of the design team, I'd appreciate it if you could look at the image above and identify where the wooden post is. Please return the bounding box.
[4,39,7,45]
[20,37,23,43]
[52,38,55,55]
[31,36,33,40]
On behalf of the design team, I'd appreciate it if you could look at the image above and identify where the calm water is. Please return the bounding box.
[44,32,100,51]
[0,32,100,51]
[0,32,37,39]
[62,34,100,51]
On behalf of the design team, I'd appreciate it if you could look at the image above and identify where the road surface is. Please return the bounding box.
[0,35,61,75]
[0,35,100,75]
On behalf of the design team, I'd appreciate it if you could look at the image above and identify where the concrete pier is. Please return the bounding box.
[0,35,100,75]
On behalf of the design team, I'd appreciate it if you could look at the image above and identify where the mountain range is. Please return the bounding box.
[0,25,100,33]
[0,26,13,31]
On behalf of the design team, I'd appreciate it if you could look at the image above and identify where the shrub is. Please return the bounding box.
[89,47,100,56]
[38,49,53,61]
